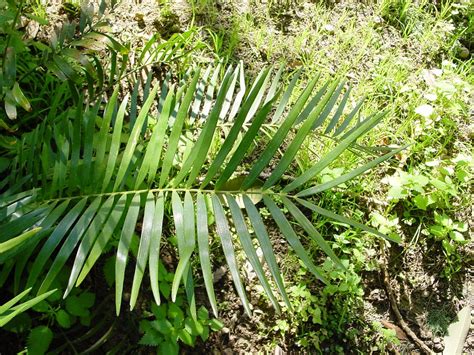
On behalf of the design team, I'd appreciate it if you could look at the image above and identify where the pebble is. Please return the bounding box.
[433,342,444,352]
[324,24,335,34]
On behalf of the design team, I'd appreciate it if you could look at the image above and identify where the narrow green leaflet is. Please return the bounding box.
[38,197,102,295]
[262,80,340,189]
[283,112,386,192]
[76,194,127,286]
[113,85,159,191]
[214,98,276,190]
[296,198,401,243]
[196,192,218,316]
[149,192,165,305]
[175,69,234,187]
[227,195,280,312]
[211,194,251,316]
[159,69,201,187]
[0,289,57,327]
[325,86,351,134]
[271,68,301,123]
[201,67,272,188]
[281,196,344,269]
[0,227,41,257]
[116,194,141,315]
[243,196,291,308]
[242,74,320,190]
[297,146,406,197]
[102,94,128,192]
[65,196,116,297]
[130,192,155,310]
[263,196,327,284]
[94,86,120,183]
[171,192,195,302]
[27,198,88,288]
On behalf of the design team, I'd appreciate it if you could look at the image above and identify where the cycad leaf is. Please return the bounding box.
[0,289,57,327]
[0,227,41,261]
[66,196,116,297]
[102,94,128,192]
[325,86,351,134]
[115,194,141,315]
[202,67,272,188]
[271,68,301,124]
[243,196,291,308]
[211,194,251,316]
[134,87,174,189]
[333,98,365,137]
[173,68,234,187]
[171,192,195,302]
[215,96,276,190]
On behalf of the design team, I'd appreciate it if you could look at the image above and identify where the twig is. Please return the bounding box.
[380,246,434,355]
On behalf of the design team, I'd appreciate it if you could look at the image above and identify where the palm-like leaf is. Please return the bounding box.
[1,64,403,317]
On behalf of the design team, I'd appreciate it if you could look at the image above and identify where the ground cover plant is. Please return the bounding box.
[1,0,472,353]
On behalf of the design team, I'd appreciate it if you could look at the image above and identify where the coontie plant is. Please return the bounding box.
[0,62,403,322]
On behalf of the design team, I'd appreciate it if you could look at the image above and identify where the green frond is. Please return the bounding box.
[0,64,404,317]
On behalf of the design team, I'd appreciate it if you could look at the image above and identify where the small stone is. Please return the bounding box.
[324,24,335,34]
[433,342,444,352]
[433,337,441,343]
